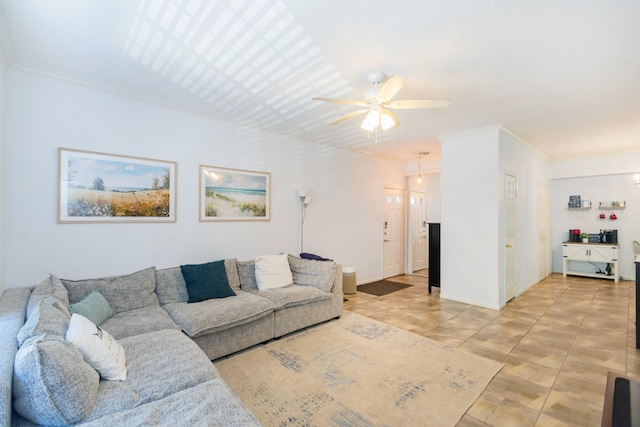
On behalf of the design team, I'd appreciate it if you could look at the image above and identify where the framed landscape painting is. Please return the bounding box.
[200,165,270,222]
[58,148,177,223]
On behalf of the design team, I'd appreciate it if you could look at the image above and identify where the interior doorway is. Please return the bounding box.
[409,191,428,275]
[382,188,405,278]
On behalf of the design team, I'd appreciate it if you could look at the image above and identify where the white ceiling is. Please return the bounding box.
[1,0,639,162]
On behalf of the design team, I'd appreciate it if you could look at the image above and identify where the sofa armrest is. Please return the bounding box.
[331,264,343,295]
[0,288,31,427]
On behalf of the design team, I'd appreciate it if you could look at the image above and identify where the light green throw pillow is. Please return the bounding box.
[69,291,114,325]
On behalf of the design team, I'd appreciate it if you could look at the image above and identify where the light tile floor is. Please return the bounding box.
[343,272,639,426]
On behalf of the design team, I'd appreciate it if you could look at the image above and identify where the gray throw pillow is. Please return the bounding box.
[61,267,159,313]
[225,258,241,291]
[287,255,336,292]
[237,260,258,291]
[13,337,100,426]
[155,267,189,305]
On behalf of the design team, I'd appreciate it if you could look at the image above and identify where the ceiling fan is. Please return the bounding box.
[312,72,450,132]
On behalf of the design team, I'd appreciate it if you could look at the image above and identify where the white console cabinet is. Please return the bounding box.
[562,242,618,282]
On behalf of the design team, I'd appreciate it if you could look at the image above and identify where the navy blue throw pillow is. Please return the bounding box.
[180,260,236,303]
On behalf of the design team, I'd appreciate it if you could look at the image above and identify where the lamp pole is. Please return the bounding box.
[297,192,309,254]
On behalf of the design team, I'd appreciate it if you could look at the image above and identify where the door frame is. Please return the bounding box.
[538,184,549,281]
[504,172,517,303]
[409,190,428,273]
[382,186,406,279]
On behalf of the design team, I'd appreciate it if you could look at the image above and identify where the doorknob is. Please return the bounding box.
[506,243,512,248]
[384,239,390,243]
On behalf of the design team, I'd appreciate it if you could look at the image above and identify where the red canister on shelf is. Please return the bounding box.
[569,229,581,242]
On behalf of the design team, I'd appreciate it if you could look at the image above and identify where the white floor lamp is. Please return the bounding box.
[297,189,310,254]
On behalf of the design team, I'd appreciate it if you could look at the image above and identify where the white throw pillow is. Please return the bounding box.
[255,254,294,290]
[65,313,127,381]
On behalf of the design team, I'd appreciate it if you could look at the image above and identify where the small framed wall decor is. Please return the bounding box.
[199,165,270,222]
[58,148,177,223]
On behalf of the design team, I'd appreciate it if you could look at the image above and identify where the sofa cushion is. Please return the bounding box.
[100,306,180,340]
[62,267,159,313]
[155,266,189,305]
[287,255,336,292]
[163,291,276,337]
[13,336,100,426]
[17,296,70,347]
[180,260,236,303]
[76,379,261,427]
[66,314,127,381]
[253,284,332,310]
[237,260,258,291]
[69,291,115,326]
[27,275,69,319]
[156,259,240,305]
[255,254,293,290]
[100,329,217,407]
[61,329,217,424]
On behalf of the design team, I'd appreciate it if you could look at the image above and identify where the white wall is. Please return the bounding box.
[551,151,640,179]
[440,127,501,308]
[5,69,406,287]
[439,126,550,309]
[405,172,441,223]
[498,129,551,296]
[424,173,442,223]
[0,46,6,296]
[550,171,640,280]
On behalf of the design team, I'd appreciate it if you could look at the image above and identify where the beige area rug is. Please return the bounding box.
[215,312,503,426]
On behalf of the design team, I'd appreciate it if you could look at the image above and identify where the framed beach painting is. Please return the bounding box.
[199,165,270,222]
[58,148,177,223]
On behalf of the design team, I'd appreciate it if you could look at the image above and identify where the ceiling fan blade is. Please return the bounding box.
[376,75,404,102]
[386,99,451,109]
[312,97,368,107]
[328,109,368,125]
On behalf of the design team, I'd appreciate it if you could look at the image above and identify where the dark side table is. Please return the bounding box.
[636,256,639,349]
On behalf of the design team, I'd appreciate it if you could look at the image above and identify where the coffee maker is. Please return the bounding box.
[603,229,618,244]
[569,229,581,242]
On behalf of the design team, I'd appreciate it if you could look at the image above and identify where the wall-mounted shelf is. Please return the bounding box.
[568,195,590,209]
[599,201,626,210]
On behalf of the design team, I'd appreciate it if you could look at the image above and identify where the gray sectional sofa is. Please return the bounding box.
[0,256,343,426]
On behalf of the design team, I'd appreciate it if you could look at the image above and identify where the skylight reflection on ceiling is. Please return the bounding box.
[124,0,352,135]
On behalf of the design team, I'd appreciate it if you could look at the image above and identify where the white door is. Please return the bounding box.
[538,185,549,280]
[410,192,427,272]
[505,174,517,302]
[383,188,405,278]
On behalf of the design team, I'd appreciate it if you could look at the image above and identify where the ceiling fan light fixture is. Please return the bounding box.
[314,71,450,136]
[361,109,380,132]
[380,111,398,131]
